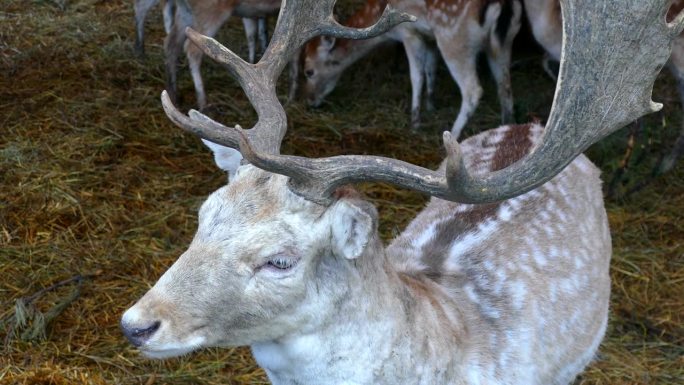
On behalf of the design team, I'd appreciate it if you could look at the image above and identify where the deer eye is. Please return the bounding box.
[267,257,297,270]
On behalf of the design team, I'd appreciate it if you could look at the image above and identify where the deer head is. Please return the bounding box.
[302,0,389,107]
[120,165,382,357]
[303,35,346,107]
[121,0,684,360]
[121,0,413,357]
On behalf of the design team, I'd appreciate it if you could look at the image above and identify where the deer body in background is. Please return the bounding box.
[134,0,175,57]
[164,0,282,108]
[121,0,684,383]
[303,0,523,137]
[134,0,269,62]
[522,0,561,79]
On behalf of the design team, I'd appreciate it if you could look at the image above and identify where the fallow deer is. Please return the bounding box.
[135,0,270,64]
[121,0,684,383]
[164,0,282,109]
[302,0,524,137]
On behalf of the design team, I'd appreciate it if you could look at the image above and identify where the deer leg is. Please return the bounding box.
[657,58,684,175]
[186,9,234,109]
[486,51,514,125]
[258,17,269,55]
[186,44,208,109]
[542,52,559,81]
[424,46,438,113]
[243,18,258,64]
[287,48,302,104]
[134,0,160,57]
[444,53,482,138]
[487,0,521,125]
[162,0,174,34]
[164,7,190,105]
[402,34,428,130]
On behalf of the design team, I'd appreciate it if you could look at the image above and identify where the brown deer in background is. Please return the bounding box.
[121,0,683,383]
[164,0,282,109]
[134,0,175,57]
[303,0,523,137]
[134,0,271,63]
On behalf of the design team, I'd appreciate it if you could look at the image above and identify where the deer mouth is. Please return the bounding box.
[139,345,199,359]
[138,334,206,359]
[307,96,324,108]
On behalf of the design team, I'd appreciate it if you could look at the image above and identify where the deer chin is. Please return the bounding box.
[306,94,326,108]
[139,335,206,359]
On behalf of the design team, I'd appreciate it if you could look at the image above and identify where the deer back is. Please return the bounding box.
[387,123,611,383]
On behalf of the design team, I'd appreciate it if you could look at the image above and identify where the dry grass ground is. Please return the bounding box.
[1,0,682,384]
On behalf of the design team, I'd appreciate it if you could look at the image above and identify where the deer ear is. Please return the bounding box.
[330,199,377,260]
[321,36,336,51]
[202,139,243,180]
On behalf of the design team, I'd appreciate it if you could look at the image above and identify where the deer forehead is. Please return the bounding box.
[195,166,328,247]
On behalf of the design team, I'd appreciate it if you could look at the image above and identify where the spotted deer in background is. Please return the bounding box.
[303,0,523,137]
[133,0,270,63]
[164,0,282,109]
[121,0,684,383]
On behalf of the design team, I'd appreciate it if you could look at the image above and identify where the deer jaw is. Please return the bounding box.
[121,166,385,359]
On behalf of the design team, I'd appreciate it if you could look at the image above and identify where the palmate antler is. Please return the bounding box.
[163,0,684,205]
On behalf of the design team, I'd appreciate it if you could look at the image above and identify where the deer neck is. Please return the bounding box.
[332,0,395,71]
[334,34,392,73]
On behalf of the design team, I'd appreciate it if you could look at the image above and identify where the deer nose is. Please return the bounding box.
[121,320,161,347]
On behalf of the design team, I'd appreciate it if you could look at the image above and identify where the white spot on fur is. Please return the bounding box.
[499,205,512,221]
[447,219,498,265]
[509,280,527,310]
[411,221,437,249]
[532,250,548,267]
[464,283,480,305]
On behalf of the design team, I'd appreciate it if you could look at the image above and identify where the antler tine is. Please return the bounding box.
[230,0,684,205]
[162,91,242,148]
[162,0,414,155]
